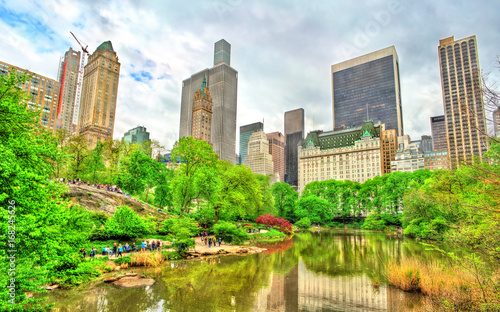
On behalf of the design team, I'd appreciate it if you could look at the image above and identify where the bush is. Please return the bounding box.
[255,214,293,235]
[294,217,311,229]
[113,256,131,265]
[213,221,250,244]
[257,229,286,238]
[105,206,149,239]
[361,212,401,230]
[90,211,109,226]
[89,228,109,241]
[159,216,199,236]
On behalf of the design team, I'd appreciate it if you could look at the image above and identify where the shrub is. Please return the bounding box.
[113,256,131,265]
[105,206,149,239]
[213,221,249,244]
[159,216,199,236]
[257,229,286,238]
[90,211,109,226]
[294,217,311,230]
[89,228,109,241]
[255,214,293,235]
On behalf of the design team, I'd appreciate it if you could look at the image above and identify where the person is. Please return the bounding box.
[90,247,96,261]
[117,244,123,257]
[132,242,137,252]
[218,237,222,246]
[81,248,87,258]
[204,237,207,245]
[105,246,111,256]
[124,243,130,252]
[213,237,216,247]
[141,240,146,252]
[201,236,204,243]
[208,238,212,248]
[102,247,107,256]
[158,240,162,252]
[112,243,117,257]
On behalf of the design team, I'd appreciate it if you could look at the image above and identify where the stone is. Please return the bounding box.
[125,273,138,277]
[46,284,59,290]
[112,276,155,288]
[103,276,120,283]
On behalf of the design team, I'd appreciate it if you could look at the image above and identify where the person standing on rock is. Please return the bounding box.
[213,237,216,247]
[112,243,117,257]
[141,240,146,252]
[218,237,221,246]
[90,247,96,261]
[117,244,123,257]
[208,238,212,248]
[152,240,156,251]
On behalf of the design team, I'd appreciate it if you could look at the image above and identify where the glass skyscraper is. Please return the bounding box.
[331,46,403,136]
[239,122,263,165]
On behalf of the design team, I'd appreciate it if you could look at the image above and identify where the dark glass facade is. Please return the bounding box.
[333,55,402,135]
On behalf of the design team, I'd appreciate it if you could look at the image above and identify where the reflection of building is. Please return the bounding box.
[438,35,488,168]
[298,259,388,311]
[244,131,275,176]
[284,108,304,188]
[239,122,264,165]
[77,41,120,148]
[55,47,81,133]
[122,126,150,145]
[0,60,60,133]
[267,132,286,181]
[331,46,404,136]
[297,121,387,193]
[253,273,286,312]
[179,39,238,164]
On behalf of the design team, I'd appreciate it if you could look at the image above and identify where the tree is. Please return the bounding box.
[213,221,250,244]
[105,206,149,239]
[120,150,159,203]
[85,141,105,183]
[295,194,335,225]
[271,182,298,221]
[67,135,89,178]
[170,137,218,214]
[0,70,91,311]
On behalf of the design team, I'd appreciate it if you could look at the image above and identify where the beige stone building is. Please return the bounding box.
[191,76,213,145]
[77,41,120,148]
[298,121,391,193]
[424,150,449,171]
[0,61,60,133]
[244,130,275,176]
[391,135,425,173]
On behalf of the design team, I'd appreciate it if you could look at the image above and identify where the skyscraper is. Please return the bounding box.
[284,108,304,188]
[331,46,403,136]
[77,41,120,148]
[420,135,433,153]
[239,122,264,165]
[244,130,275,176]
[55,47,81,133]
[266,131,285,181]
[122,126,150,145]
[0,61,60,133]
[430,115,447,151]
[191,76,213,145]
[493,108,500,137]
[179,39,237,164]
[438,35,488,167]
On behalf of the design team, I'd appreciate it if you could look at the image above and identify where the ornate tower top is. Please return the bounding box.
[194,76,212,102]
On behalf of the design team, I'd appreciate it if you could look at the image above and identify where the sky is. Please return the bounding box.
[1,0,499,151]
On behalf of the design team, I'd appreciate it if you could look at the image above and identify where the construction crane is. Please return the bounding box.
[69,31,89,133]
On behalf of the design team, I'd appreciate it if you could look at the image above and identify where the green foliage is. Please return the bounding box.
[295,195,335,225]
[271,182,298,222]
[361,212,401,230]
[159,216,199,236]
[294,217,312,229]
[90,211,109,226]
[213,221,250,244]
[256,229,286,238]
[105,206,149,239]
[113,256,131,265]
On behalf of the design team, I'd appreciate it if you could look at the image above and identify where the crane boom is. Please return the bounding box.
[70,31,89,54]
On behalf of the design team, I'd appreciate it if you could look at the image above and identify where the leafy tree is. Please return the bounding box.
[152,166,173,209]
[0,70,91,311]
[170,137,218,214]
[120,150,157,202]
[213,221,250,244]
[271,182,298,221]
[295,217,311,230]
[295,194,335,225]
[85,141,105,183]
[105,206,149,239]
[255,214,293,234]
[67,135,89,178]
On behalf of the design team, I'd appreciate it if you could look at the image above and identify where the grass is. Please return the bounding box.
[386,257,500,311]
[130,251,164,267]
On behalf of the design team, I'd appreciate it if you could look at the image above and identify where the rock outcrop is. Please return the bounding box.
[188,246,266,257]
[110,275,155,288]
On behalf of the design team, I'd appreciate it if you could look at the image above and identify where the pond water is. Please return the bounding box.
[46,229,443,312]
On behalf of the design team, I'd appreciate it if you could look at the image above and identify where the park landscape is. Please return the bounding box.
[1,70,500,311]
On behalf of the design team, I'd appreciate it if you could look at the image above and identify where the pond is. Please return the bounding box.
[45,229,444,311]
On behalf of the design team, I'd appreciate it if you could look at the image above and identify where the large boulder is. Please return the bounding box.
[112,276,155,288]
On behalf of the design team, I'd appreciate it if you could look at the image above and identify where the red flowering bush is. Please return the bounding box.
[255,214,293,235]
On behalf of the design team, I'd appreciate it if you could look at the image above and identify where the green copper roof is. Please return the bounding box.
[361,129,371,138]
[95,41,114,53]
[306,139,315,146]
[200,76,207,96]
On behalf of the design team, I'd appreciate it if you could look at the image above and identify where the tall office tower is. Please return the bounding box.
[239,122,264,165]
[122,126,150,145]
[0,61,60,133]
[381,128,397,174]
[266,131,285,181]
[55,47,81,133]
[420,135,433,153]
[77,41,120,148]
[430,115,447,151]
[284,108,304,188]
[331,46,403,136]
[244,131,275,176]
[179,39,238,164]
[191,76,213,144]
[493,108,500,137]
[438,35,488,167]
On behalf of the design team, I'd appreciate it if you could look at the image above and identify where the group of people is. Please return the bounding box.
[200,233,222,248]
[140,239,163,252]
[79,247,97,261]
[101,242,134,257]
[60,177,126,195]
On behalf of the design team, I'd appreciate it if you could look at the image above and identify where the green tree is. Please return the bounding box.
[170,137,218,214]
[213,221,250,244]
[68,135,89,178]
[105,206,149,239]
[120,150,158,202]
[271,181,298,221]
[0,70,91,311]
[85,141,105,183]
[295,194,335,225]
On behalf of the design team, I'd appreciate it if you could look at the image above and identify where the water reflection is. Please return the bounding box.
[46,230,437,311]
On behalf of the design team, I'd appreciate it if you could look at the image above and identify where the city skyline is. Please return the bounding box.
[1,1,499,150]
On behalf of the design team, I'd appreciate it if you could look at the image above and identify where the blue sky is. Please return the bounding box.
[1,0,499,150]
